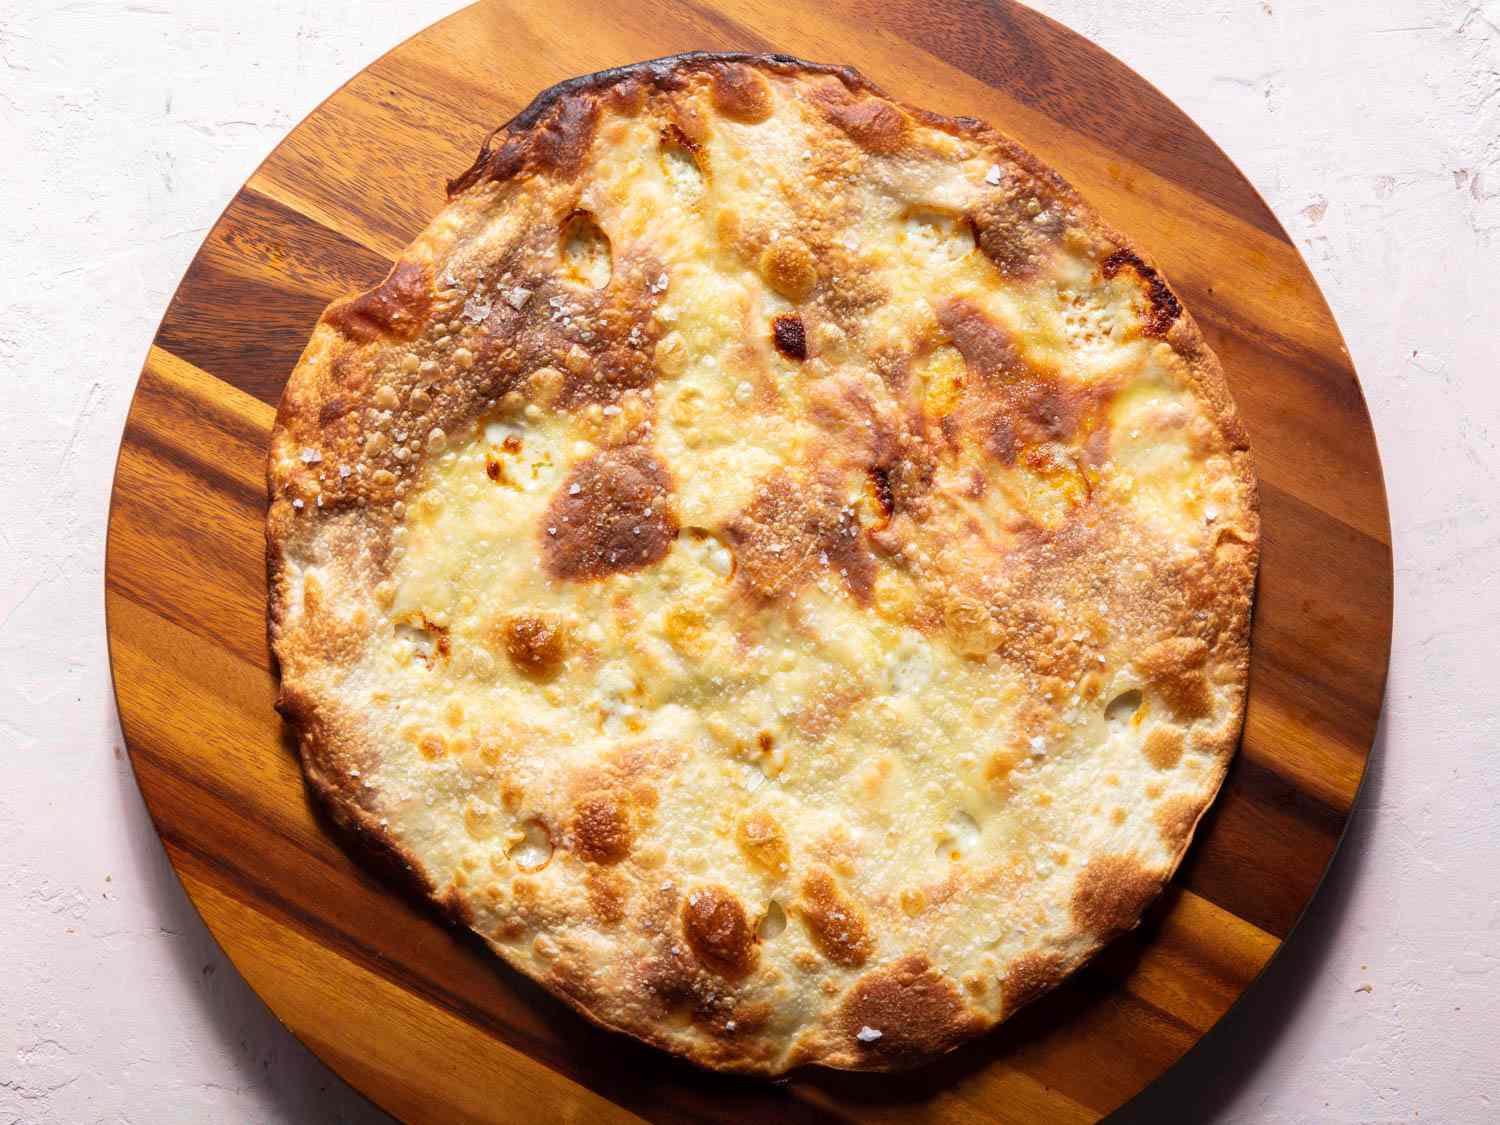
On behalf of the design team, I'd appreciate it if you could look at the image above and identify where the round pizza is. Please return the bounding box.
[267,53,1258,1073]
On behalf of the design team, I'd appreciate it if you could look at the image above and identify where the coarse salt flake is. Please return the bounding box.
[569,482,582,496]
[299,447,322,463]
[461,292,492,322]
[856,1026,883,1042]
[985,164,1003,186]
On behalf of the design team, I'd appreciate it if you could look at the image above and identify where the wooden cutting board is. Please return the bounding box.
[105,2,1393,1120]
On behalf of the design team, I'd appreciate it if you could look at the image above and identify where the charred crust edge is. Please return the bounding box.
[448,52,897,198]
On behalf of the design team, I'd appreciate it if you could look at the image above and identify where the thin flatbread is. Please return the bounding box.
[268,53,1258,1073]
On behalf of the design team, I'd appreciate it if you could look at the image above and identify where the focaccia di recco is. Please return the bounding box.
[268,53,1258,1073]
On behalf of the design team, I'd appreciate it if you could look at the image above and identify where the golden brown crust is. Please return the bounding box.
[833,956,985,1066]
[682,885,757,976]
[268,51,1259,1075]
[797,868,875,969]
[541,447,678,580]
[1071,855,1164,939]
[1000,952,1069,1017]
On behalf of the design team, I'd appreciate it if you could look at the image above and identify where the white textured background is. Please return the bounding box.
[3,1,1497,1120]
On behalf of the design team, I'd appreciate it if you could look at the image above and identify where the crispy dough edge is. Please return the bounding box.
[265,51,1262,1076]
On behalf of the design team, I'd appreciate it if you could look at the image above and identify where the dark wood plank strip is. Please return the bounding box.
[108,350,271,667]
[169,862,647,1125]
[1176,755,1346,938]
[157,189,391,405]
[249,67,481,258]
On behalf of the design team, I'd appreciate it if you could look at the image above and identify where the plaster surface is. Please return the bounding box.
[3,1,1497,1120]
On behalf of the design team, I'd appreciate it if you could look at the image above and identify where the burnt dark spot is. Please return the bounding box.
[682,885,756,975]
[542,446,677,581]
[771,314,807,360]
[838,956,983,1063]
[868,465,895,519]
[570,793,633,864]
[1102,248,1182,337]
[938,298,1097,464]
[986,414,1018,464]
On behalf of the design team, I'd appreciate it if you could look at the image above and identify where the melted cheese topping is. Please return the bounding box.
[269,58,1256,1073]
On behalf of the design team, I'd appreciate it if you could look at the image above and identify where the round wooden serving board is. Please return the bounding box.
[106,2,1392,1121]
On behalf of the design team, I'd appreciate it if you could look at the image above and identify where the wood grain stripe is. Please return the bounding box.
[156,192,389,405]
[1174,755,1346,938]
[173,867,647,1125]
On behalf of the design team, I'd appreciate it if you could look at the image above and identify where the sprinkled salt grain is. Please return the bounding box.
[650,271,670,293]
[291,498,304,510]
[337,464,351,478]
[602,404,621,416]
[457,291,491,322]
[569,482,582,496]
[1204,508,1219,523]
[299,447,322,463]
[985,163,1002,186]
[856,1026,883,1043]
[724,1020,737,1032]
[547,526,557,536]
[1030,736,1046,753]
[504,286,532,310]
